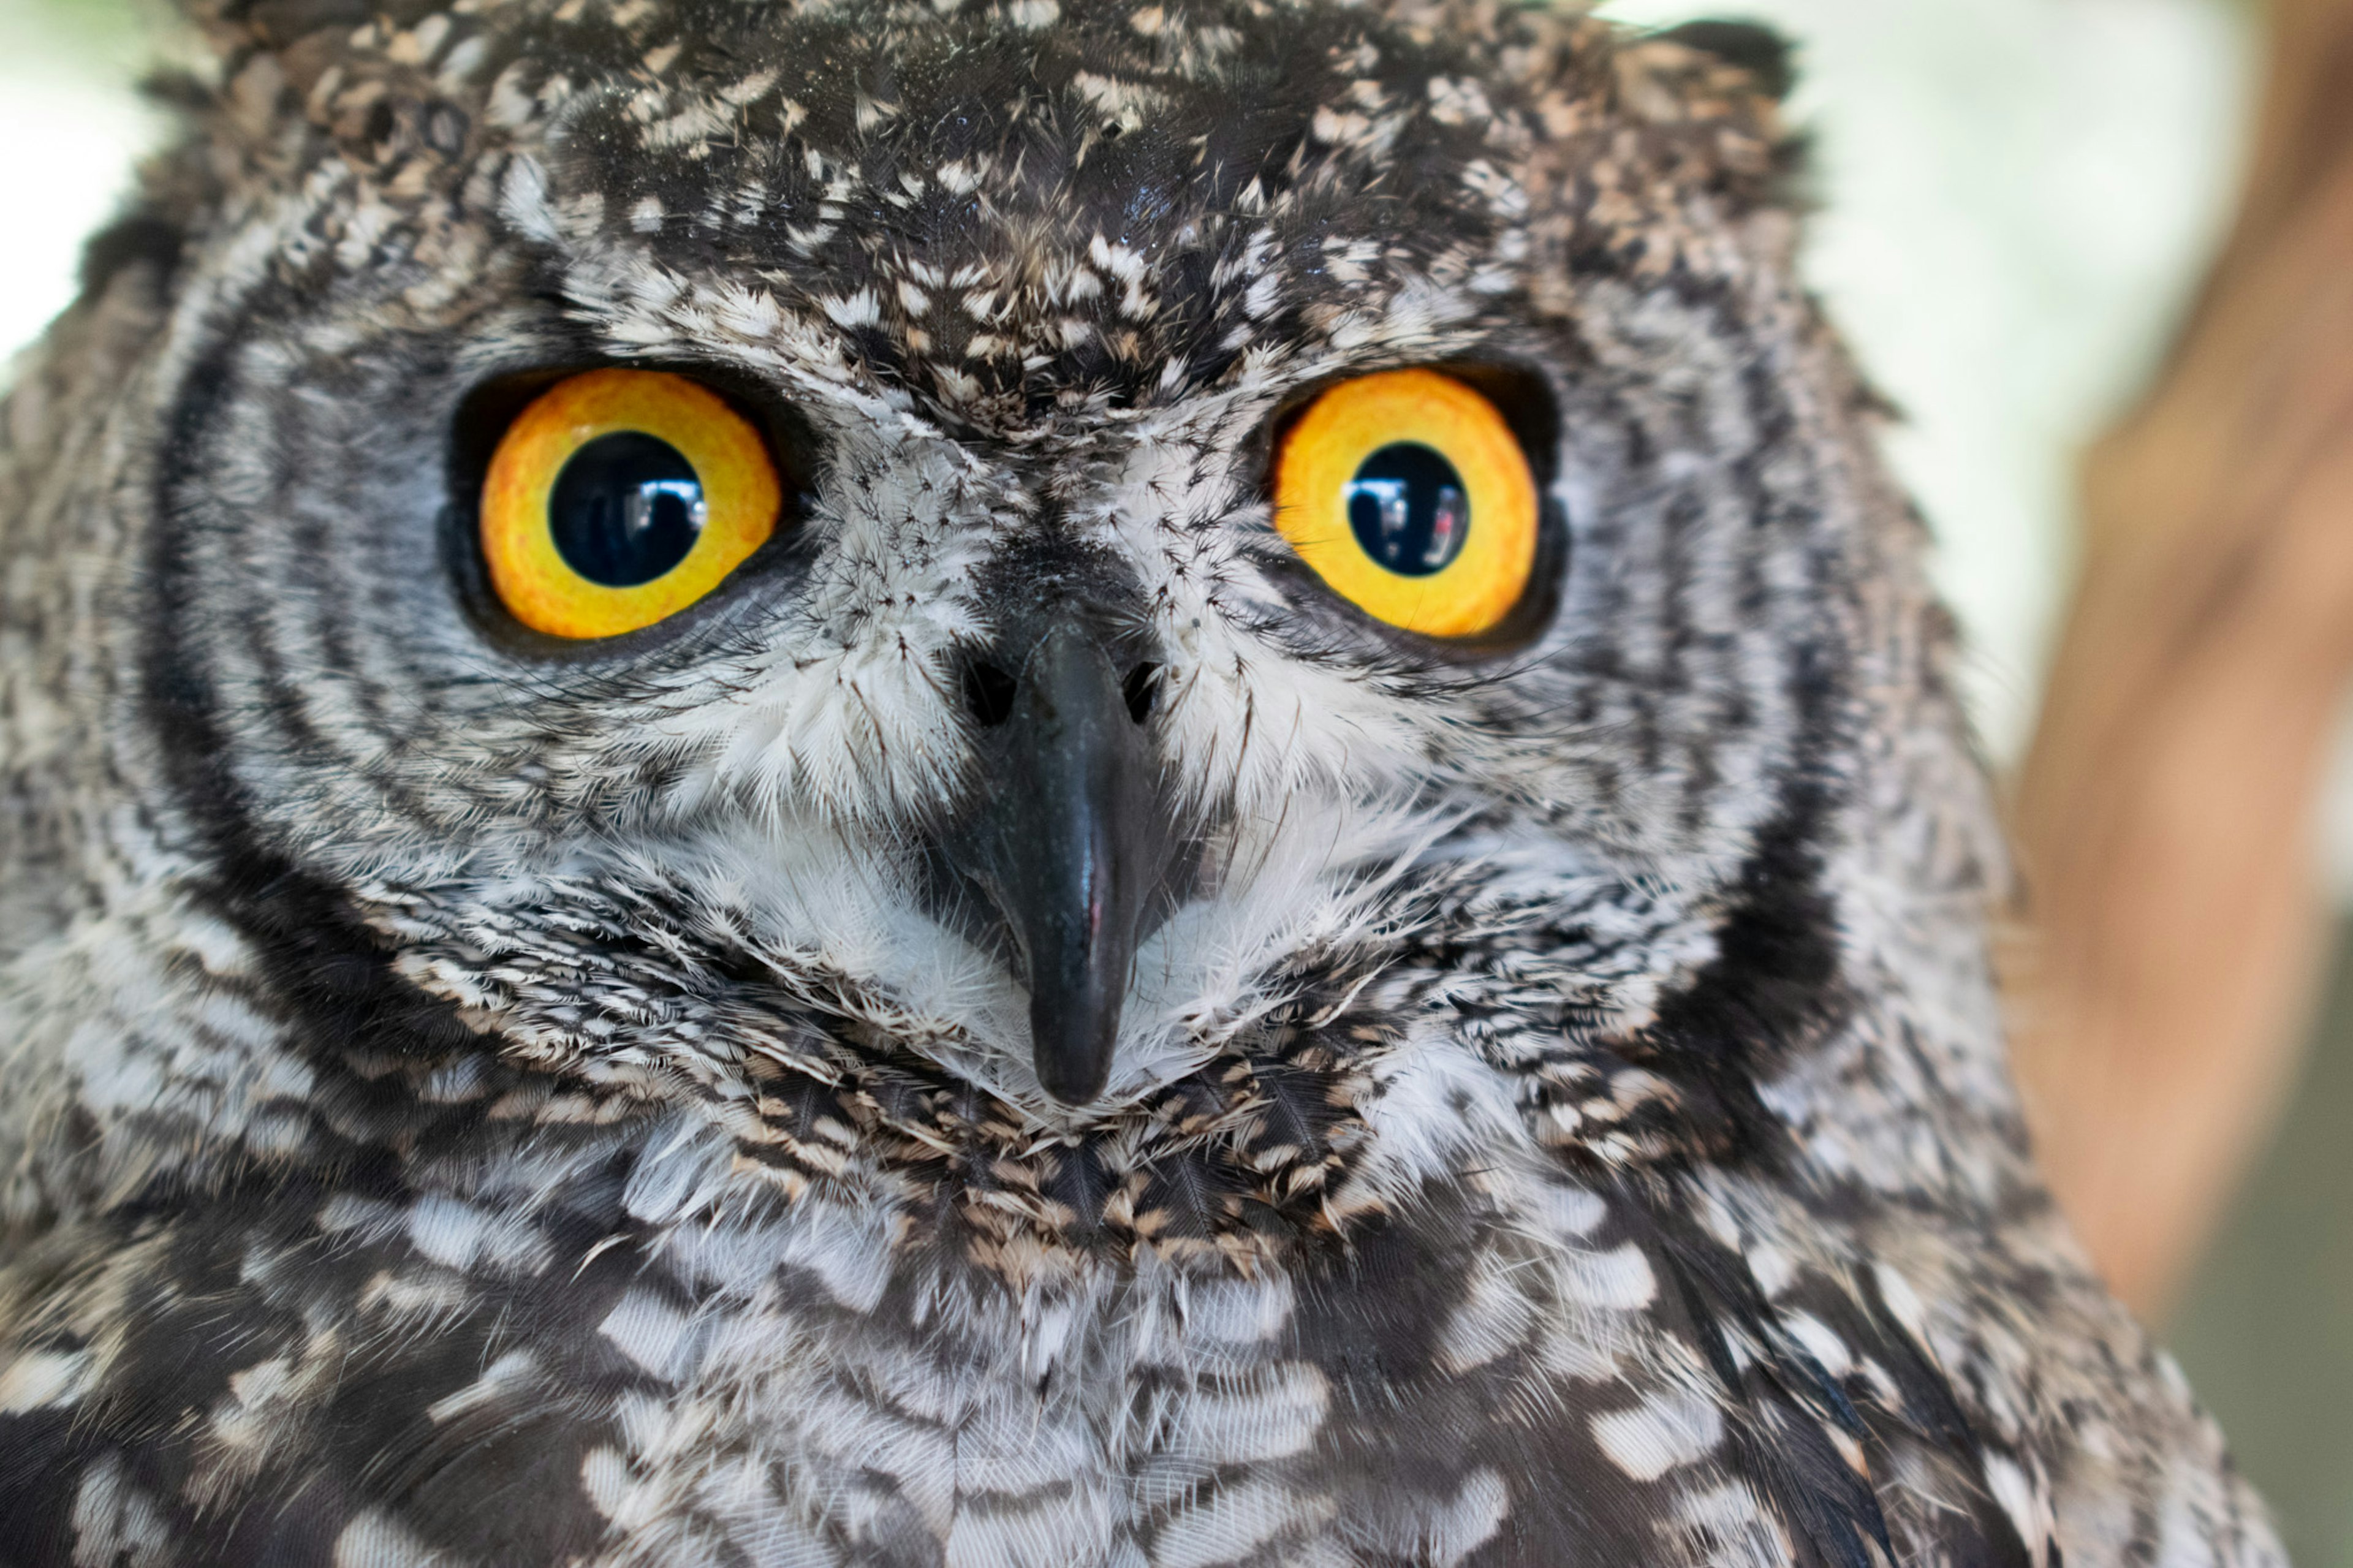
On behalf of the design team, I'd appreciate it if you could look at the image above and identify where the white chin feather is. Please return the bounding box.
[662,793,1454,1115]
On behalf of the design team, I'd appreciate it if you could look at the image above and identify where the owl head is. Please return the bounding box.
[48,0,1958,1249]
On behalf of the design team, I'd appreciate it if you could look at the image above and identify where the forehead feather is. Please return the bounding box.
[193,0,1784,434]
[539,0,1556,426]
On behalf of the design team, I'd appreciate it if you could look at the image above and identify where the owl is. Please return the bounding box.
[0,0,2283,1564]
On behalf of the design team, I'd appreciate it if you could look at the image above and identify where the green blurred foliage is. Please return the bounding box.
[0,0,194,102]
[1,0,150,59]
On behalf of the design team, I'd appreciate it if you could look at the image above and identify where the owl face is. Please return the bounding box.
[156,0,1822,1152]
[0,7,2278,1556]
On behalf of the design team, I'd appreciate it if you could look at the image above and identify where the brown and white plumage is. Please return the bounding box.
[0,1,2279,1563]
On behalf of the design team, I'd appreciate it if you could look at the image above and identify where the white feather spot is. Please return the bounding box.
[1558,1243,1656,1310]
[1150,1474,1332,1568]
[1163,1363,1330,1464]
[0,1349,91,1412]
[1872,1262,1932,1343]
[70,1455,173,1568]
[1781,1311,1852,1377]
[598,1289,699,1382]
[405,1194,489,1270]
[1743,1240,1797,1298]
[425,1349,538,1423]
[332,1509,444,1568]
[1590,1390,1724,1482]
[821,289,881,328]
[1529,1181,1609,1238]
[1982,1453,2052,1564]
[1345,1464,1514,1565]
[497,155,558,242]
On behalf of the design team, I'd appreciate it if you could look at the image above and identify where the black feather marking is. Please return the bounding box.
[1650,1223,1892,1568]
[77,214,184,301]
[1653,20,1798,100]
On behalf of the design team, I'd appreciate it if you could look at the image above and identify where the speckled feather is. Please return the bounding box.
[0,0,2281,1564]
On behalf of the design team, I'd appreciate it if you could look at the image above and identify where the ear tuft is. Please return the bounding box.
[188,0,444,50]
[233,0,373,46]
[78,213,185,300]
[1651,19,1797,101]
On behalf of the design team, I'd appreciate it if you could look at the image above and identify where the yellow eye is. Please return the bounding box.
[480,369,782,640]
[1271,368,1539,639]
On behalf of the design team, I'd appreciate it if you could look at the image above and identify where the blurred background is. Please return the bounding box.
[2,0,2348,1556]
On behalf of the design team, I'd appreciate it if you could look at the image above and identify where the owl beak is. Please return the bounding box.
[945,619,1176,1106]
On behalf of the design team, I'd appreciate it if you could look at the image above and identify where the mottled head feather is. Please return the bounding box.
[0,1,2279,1564]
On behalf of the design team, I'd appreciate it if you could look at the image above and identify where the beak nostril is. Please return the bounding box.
[940,623,1180,1107]
[963,660,1019,727]
[1121,662,1162,725]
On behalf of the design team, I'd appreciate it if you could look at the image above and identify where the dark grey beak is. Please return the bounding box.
[943,617,1177,1105]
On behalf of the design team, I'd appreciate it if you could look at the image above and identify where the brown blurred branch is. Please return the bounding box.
[2007,0,2353,1317]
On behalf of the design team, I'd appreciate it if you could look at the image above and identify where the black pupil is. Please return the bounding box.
[548,431,707,587]
[1344,443,1469,576]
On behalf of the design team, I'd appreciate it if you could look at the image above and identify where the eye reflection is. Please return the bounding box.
[1344,442,1469,576]
[548,431,710,587]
